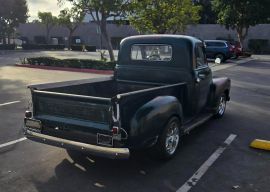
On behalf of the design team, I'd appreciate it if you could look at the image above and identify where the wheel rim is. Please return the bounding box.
[217,96,226,115]
[216,54,224,61]
[165,121,180,155]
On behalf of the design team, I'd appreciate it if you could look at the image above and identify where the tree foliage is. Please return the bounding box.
[129,0,201,34]
[0,0,28,44]
[59,0,130,61]
[38,12,58,44]
[58,7,85,49]
[194,0,217,24]
[212,0,270,47]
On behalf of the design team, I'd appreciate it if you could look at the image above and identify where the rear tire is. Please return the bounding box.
[215,53,225,63]
[153,117,182,160]
[213,94,227,118]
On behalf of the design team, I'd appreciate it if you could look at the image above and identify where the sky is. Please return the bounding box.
[27,0,72,21]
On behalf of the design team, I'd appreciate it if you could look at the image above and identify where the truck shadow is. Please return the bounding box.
[31,120,222,192]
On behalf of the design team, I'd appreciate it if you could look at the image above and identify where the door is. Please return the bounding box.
[194,44,212,112]
[205,41,216,59]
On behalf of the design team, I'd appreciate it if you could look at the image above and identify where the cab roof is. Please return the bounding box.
[121,34,202,45]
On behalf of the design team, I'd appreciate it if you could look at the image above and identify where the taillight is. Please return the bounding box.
[25,111,32,118]
[112,126,119,134]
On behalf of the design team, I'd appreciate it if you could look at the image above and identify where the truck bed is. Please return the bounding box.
[38,77,158,98]
[29,77,186,147]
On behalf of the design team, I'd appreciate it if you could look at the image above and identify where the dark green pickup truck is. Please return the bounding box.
[24,35,231,160]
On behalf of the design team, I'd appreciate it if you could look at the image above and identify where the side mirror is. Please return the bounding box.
[215,58,221,64]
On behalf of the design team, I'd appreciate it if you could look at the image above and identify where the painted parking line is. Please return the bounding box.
[177,134,237,192]
[0,101,21,107]
[0,137,27,149]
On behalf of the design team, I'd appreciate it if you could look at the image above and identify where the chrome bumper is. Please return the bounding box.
[25,130,130,159]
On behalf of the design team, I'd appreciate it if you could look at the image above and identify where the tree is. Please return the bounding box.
[212,0,270,48]
[0,0,28,44]
[58,7,85,49]
[194,0,217,24]
[59,0,130,61]
[38,12,58,44]
[129,0,201,34]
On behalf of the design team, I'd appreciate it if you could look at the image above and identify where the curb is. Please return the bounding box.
[15,64,114,75]
[250,139,270,151]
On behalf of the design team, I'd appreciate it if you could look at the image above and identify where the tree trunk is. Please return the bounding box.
[237,27,249,51]
[68,31,73,50]
[7,33,10,44]
[3,36,7,45]
[46,26,50,44]
[101,21,115,62]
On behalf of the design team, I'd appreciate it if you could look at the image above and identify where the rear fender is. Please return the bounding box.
[129,96,183,148]
[211,77,231,105]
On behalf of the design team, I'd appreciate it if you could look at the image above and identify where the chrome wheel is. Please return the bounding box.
[165,121,180,155]
[218,96,226,115]
[215,54,224,62]
[214,95,227,118]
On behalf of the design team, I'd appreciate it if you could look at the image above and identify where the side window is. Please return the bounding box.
[216,42,226,47]
[196,45,206,68]
[205,42,213,47]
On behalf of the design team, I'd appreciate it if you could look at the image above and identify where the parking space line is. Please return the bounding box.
[0,137,27,149]
[0,101,21,107]
[176,134,237,192]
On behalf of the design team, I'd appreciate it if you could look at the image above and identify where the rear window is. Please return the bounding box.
[206,42,226,47]
[131,44,172,61]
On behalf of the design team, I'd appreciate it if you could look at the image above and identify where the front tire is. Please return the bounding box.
[213,94,227,118]
[153,117,182,160]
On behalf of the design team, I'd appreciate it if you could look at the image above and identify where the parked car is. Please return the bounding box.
[204,40,234,62]
[229,41,243,59]
[24,35,231,160]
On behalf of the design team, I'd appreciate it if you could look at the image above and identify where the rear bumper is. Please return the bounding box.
[25,129,130,159]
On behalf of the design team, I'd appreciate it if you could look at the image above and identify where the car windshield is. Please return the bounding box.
[131,44,172,61]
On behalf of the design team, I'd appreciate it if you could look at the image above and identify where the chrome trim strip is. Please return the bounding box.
[25,130,130,159]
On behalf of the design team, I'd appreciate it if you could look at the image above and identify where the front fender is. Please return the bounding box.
[129,96,182,148]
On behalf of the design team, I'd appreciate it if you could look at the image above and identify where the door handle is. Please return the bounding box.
[198,74,206,79]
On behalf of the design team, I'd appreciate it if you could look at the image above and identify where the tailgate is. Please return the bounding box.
[32,90,112,133]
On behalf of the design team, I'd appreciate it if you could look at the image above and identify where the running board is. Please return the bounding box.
[183,114,213,134]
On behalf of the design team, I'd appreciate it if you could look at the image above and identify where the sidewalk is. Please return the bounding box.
[251,55,270,62]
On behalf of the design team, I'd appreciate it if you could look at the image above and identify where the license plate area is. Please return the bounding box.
[25,119,42,132]
[97,134,113,147]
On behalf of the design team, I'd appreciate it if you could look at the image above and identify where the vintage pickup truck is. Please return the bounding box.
[24,35,231,160]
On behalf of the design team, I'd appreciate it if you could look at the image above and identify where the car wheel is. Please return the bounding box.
[214,94,227,118]
[215,53,225,62]
[153,117,182,160]
[231,53,238,59]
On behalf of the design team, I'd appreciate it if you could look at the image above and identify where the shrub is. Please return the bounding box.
[248,39,269,54]
[85,45,96,52]
[23,57,116,70]
[0,44,16,50]
[22,44,65,50]
[71,45,83,51]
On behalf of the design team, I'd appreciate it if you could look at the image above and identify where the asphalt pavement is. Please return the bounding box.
[0,53,270,192]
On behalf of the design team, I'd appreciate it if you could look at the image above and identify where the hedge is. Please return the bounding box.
[0,44,16,50]
[22,44,65,50]
[248,39,269,54]
[71,45,83,51]
[23,57,116,70]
